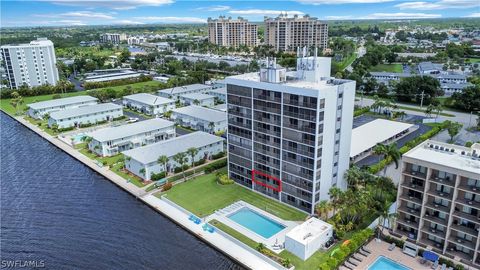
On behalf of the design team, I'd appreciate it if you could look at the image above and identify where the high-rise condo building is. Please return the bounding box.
[1,38,59,89]
[225,49,356,214]
[264,14,328,52]
[395,140,480,267]
[100,33,127,44]
[207,16,258,48]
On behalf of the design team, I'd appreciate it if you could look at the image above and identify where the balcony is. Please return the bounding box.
[401,180,425,193]
[445,247,475,263]
[397,205,421,217]
[456,197,480,210]
[447,236,477,251]
[421,224,446,239]
[399,192,423,205]
[397,216,420,228]
[450,222,479,237]
[423,213,449,226]
[457,183,480,194]
[418,236,445,252]
[403,168,427,179]
[452,208,480,224]
[427,187,453,201]
[425,197,451,213]
[430,175,456,187]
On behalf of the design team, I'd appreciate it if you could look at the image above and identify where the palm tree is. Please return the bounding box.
[383,143,401,176]
[186,147,199,174]
[328,187,343,216]
[173,152,188,180]
[344,166,364,190]
[124,156,131,169]
[377,202,398,238]
[397,111,406,120]
[315,200,331,220]
[157,155,169,176]
[373,143,387,163]
[208,122,215,133]
[193,99,200,106]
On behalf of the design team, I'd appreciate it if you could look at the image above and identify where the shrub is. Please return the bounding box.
[204,159,227,173]
[354,106,370,117]
[194,158,206,166]
[212,151,225,160]
[162,181,172,191]
[217,173,234,185]
[174,164,190,173]
[113,115,127,121]
[151,171,166,181]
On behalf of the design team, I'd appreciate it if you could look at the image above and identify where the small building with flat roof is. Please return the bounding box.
[87,118,175,157]
[123,131,224,180]
[206,87,226,102]
[48,103,123,129]
[122,93,175,116]
[171,105,226,133]
[350,119,414,162]
[157,83,212,99]
[179,93,215,107]
[211,103,227,112]
[27,96,98,119]
[285,218,333,260]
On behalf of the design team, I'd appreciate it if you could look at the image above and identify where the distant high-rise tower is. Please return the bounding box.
[265,14,328,52]
[207,16,258,48]
[225,48,355,214]
[1,38,59,89]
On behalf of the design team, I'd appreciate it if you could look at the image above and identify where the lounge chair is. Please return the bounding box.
[432,260,439,269]
[342,263,354,270]
[447,267,453,270]
[362,246,372,253]
[347,258,358,267]
[441,264,446,270]
[352,254,363,262]
[345,261,357,269]
[388,243,396,251]
[358,249,369,256]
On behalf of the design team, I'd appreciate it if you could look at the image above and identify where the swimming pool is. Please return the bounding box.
[368,256,411,270]
[72,133,86,143]
[227,207,285,239]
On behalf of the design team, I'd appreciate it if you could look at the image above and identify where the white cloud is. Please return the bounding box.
[464,12,480,18]
[325,12,442,20]
[53,19,87,25]
[49,0,173,10]
[34,10,115,19]
[133,16,207,23]
[228,9,305,16]
[112,19,145,24]
[395,0,479,10]
[298,0,393,5]
[196,5,231,12]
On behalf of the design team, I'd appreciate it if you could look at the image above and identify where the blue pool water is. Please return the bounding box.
[228,208,285,239]
[368,256,411,270]
[72,133,86,143]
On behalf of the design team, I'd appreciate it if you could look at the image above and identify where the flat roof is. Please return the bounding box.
[404,140,480,175]
[350,119,414,158]
[180,93,215,100]
[158,84,211,95]
[207,87,227,95]
[123,93,174,106]
[286,218,333,245]
[28,96,98,110]
[50,103,122,120]
[122,131,224,164]
[172,105,226,122]
[211,103,227,112]
[88,118,174,142]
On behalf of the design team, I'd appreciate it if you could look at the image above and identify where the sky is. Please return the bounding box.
[1,0,479,27]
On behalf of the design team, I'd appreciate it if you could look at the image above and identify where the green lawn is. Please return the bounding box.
[161,173,307,220]
[337,53,357,71]
[466,58,480,63]
[0,81,166,116]
[111,162,146,187]
[209,219,258,249]
[368,64,403,73]
[396,105,455,117]
[78,146,122,167]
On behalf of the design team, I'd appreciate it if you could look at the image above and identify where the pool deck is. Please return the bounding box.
[12,115,288,270]
[206,201,299,254]
[339,240,431,270]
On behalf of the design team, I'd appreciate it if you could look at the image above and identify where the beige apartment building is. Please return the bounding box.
[394,140,480,267]
[207,16,258,48]
[264,14,328,52]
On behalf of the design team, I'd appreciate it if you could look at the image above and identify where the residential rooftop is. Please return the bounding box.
[211,103,227,112]
[180,93,215,100]
[122,131,224,164]
[87,118,174,142]
[207,87,227,95]
[28,96,98,110]
[350,119,413,158]
[172,105,226,122]
[158,84,211,95]
[404,140,480,175]
[286,217,333,245]
[123,93,174,106]
[49,103,122,120]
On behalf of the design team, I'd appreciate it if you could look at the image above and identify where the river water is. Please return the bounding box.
[0,112,243,270]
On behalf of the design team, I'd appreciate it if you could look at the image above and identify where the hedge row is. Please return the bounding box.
[354,106,370,117]
[204,159,227,174]
[319,228,374,270]
[368,122,448,174]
